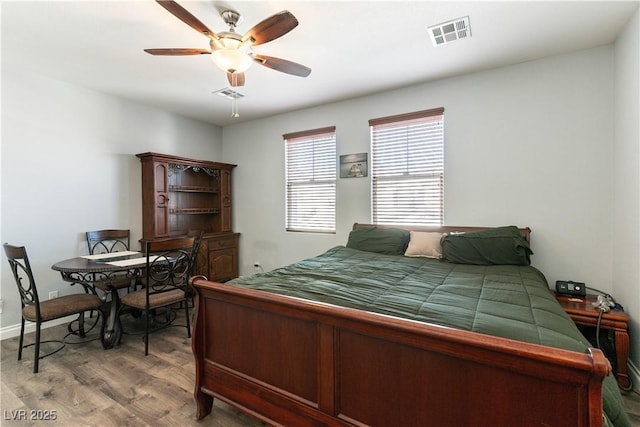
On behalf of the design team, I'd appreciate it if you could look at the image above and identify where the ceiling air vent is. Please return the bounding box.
[428,16,471,47]
[213,88,245,100]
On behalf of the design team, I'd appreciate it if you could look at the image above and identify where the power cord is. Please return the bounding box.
[587,287,634,392]
[595,308,606,349]
[590,292,615,348]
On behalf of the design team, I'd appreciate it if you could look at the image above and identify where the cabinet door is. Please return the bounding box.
[209,247,237,282]
[153,162,170,237]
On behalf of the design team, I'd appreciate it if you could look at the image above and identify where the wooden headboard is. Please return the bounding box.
[352,223,532,246]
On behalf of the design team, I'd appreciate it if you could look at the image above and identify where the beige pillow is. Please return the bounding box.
[404,231,444,258]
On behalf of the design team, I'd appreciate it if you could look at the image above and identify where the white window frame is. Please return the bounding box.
[369,108,445,226]
[284,126,337,233]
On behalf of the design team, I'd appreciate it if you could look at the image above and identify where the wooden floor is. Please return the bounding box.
[1,309,265,427]
[2,309,640,426]
[628,392,640,427]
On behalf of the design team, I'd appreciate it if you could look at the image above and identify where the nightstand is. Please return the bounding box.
[554,292,631,389]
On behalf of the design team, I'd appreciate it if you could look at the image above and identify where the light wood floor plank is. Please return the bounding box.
[0,309,266,427]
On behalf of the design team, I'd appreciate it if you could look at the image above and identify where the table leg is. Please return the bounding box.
[614,329,631,389]
[100,289,123,349]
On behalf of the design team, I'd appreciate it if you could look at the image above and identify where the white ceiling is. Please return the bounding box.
[2,1,638,126]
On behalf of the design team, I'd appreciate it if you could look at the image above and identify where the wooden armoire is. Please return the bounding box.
[137,152,238,282]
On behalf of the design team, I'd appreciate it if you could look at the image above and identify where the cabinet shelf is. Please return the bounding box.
[170,208,220,215]
[169,185,218,194]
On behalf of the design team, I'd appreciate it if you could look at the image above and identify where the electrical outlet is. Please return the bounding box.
[49,290,59,300]
[253,262,261,273]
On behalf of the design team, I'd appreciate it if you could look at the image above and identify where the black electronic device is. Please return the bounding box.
[555,280,586,297]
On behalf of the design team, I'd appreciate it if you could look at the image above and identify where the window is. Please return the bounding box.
[369,108,444,226]
[284,126,337,233]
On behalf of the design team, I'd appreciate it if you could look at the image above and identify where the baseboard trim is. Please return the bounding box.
[0,316,77,342]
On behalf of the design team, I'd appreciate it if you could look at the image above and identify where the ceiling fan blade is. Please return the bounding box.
[156,0,216,38]
[254,55,311,77]
[227,72,246,87]
[144,48,211,56]
[242,11,298,46]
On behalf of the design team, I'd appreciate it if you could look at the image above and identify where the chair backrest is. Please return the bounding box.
[86,229,130,255]
[186,230,204,276]
[3,244,41,313]
[144,236,196,294]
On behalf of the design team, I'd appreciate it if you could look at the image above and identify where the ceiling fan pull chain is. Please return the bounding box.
[232,94,240,118]
[230,72,239,118]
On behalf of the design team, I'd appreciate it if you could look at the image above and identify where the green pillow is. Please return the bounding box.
[440,226,533,265]
[346,227,410,255]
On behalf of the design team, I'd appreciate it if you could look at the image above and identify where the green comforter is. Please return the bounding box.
[228,246,630,426]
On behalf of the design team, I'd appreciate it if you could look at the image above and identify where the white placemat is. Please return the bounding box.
[106,255,159,267]
[81,251,140,260]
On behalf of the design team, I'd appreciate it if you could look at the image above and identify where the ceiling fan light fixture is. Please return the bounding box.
[210,35,254,73]
[147,2,311,88]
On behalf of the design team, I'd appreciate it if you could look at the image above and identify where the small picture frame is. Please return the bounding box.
[340,153,368,178]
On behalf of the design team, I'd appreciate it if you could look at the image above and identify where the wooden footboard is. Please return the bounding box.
[190,276,610,427]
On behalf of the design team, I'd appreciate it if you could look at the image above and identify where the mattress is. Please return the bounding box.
[228,246,630,427]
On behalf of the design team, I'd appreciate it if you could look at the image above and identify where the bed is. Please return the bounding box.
[190,224,631,426]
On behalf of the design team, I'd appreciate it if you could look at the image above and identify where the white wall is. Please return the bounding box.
[614,8,640,372]
[224,46,616,296]
[0,68,222,334]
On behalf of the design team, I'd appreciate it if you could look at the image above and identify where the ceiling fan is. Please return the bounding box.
[145,0,311,87]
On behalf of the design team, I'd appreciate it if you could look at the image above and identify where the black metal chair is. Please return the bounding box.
[185,230,205,306]
[86,229,130,255]
[3,243,104,373]
[85,229,134,293]
[119,236,198,355]
[186,230,204,274]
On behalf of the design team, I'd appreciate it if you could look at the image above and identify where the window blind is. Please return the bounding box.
[284,126,337,233]
[370,108,444,226]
